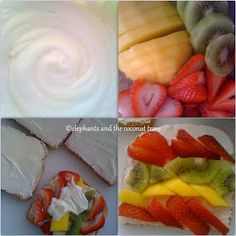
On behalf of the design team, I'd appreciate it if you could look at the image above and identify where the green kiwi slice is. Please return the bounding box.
[206,33,235,77]
[190,13,234,53]
[211,161,235,196]
[176,1,187,19]
[180,159,221,184]
[184,1,228,32]
[149,165,175,184]
[126,161,149,192]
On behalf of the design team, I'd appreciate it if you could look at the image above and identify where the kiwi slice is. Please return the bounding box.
[206,33,235,77]
[164,157,195,175]
[149,165,175,184]
[126,161,149,192]
[190,13,234,53]
[176,1,187,19]
[184,1,228,32]
[180,159,221,184]
[211,162,235,196]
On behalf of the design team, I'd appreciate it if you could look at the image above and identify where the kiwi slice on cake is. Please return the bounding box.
[206,33,235,77]
[180,159,221,184]
[176,1,187,19]
[149,165,175,184]
[164,157,195,175]
[211,161,235,196]
[126,161,149,192]
[190,13,234,53]
[184,1,228,32]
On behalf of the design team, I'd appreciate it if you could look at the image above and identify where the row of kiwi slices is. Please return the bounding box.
[177,1,235,77]
[127,158,235,197]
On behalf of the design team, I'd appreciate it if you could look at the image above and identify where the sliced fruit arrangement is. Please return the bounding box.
[119,54,235,117]
[27,171,107,235]
[119,127,234,234]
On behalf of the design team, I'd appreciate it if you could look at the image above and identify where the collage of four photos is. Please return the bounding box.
[0,0,235,235]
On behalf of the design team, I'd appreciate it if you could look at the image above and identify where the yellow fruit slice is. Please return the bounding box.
[77,178,84,188]
[191,185,230,207]
[142,183,175,197]
[119,31,192,84]
[50,213,69,232]
[119,188,149,208]
[163,177,200,197]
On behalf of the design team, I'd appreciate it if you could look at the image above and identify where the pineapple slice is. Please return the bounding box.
[163,177,200,196]
[119,31,192,85]
[119,188,149,208]
[142,183,175,197]
[191,185,230,207]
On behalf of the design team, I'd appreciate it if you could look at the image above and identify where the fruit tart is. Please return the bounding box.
[119,124,235,235]
[27,171,107,235]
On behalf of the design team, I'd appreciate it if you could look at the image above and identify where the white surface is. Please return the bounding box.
[118,118,235,235]
[1,119,117,235]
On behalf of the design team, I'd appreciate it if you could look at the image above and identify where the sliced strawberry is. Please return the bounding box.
[50,176,67,198]
[40,221,52,235]
[168,71,207,103]
[206,69,227,101]
[155,97,183,117]
[88,195,106,220]
[34,196,45,225]
[183,106,201,117]
[198,135,235,163]
[147,197,183,229]
[80,212,105,234]
[186,198,229,235]
[118,89,135,117]
[170,54,205,85]
[199,102,234,117]
[166,196,210,235]
[130,79,167,117]
[40,188,54,211]
[184,102,199,108]
[59,171,80,184]
[119,203,156,222]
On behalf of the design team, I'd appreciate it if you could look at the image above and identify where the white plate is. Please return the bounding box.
[118,119,235,235]
[1,119,117,235]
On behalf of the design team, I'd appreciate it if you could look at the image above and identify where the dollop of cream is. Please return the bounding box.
[48,181,88,220]
[1,1,117,117]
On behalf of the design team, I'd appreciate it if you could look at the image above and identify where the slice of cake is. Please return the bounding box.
[1,126,47,200]
[65,119,117,185]
[15,118,81,148]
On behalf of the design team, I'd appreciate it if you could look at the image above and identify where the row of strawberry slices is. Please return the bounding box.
[119,54,235,118]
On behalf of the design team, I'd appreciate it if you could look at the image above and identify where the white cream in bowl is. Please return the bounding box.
[0,1,117,117]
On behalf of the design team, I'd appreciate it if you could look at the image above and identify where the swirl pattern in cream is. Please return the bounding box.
[0,1,117,117]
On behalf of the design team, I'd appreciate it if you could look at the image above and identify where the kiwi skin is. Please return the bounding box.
[184,1,228,32]
[126,161,149,193]
[190,13,234,53]
[206,33,235,77]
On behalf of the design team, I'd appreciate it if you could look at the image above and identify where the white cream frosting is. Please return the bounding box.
[48,181,88,220]
[15,118,80,147]
[66,119,117,185]
[0,1,117,117]
[1,126,47,199]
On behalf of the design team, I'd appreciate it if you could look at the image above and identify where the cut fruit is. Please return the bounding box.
[126,161,149,193]
[190,184,229,207]
[211,162,235,196]
[163,177,200,197]
[184,1,229,32]
[142,183,175,197]
[119,31,192,85]
[190,13,234,53]
[118,188,149,208]
[206,33,235,77]
[50,213,69,232]
[149,165,174,184]
[118,89,134,117]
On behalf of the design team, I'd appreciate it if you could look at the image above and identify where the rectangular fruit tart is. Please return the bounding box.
[118,124,235,235]
[27,171,107,235]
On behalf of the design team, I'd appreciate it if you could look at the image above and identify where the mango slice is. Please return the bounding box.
[50,213,69,232]
[119,188,149,208]
[142,183,175,197]
[163,177,200,196]
[191,185,230,207]
[77,178,84,188]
